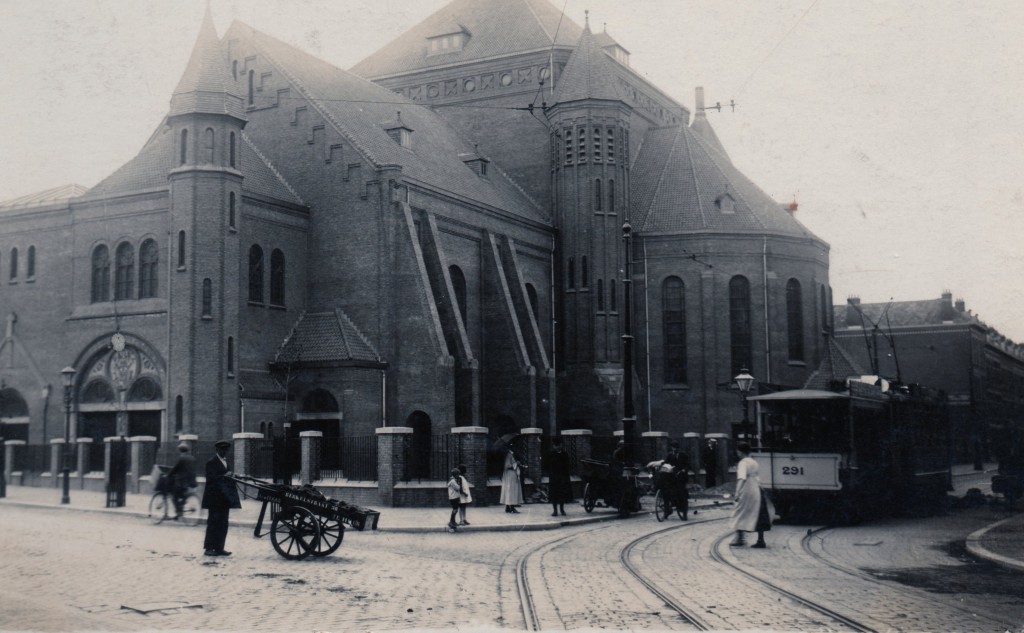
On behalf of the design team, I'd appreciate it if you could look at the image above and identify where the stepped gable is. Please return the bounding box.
[552,21,626,104]
[168,5,245,120]
[632,122,817,239]
[803,336,866,390]
[350,0,583,79]
[275,310,382,366]
[236,23,547,223]
[0,184,88,210]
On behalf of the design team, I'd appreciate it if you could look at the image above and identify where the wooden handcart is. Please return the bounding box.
[230,475,380,560]
[580,458,642,517]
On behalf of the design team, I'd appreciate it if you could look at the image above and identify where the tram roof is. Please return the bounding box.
[747,389,850,401]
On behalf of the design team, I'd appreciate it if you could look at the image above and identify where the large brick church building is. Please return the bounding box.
[0,0,830,449]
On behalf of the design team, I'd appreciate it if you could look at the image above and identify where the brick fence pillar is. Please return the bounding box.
[5,440,24,486]
[50,439,66,488]
[376,427,412,507]
[520,427,542,493]
[232,433,264,478]
[562,429,592,464]
[76,438,92,489]
[451,426,488,505]
[177,433,199,456]
[129,436,158,494]
[641,431,669,465]
[299,431,323,485]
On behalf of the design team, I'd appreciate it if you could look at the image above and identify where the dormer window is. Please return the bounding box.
[606,44,630,66]
[427,29,468,56]
[383,111,413,149]
[715,192,736,214]
[460,150,489,177]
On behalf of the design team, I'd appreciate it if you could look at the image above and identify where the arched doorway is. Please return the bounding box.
[0,387,29,442]
[406,410,431,480]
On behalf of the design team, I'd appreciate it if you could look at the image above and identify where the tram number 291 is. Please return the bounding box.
[781,466,805,476]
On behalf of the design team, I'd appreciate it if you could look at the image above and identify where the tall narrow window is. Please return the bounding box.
[229,192,236,228]
[526,283,539,323]
[270,249,286,306]
[138,239,158,298]
[9,248,17,279]
[202,278,213,317]
[449,265,467,324]
[610,279,617,311]
[26,246,35,278]
[227,336,235,376]
[114,242,134,300]
[229,132,236,167]
[594,179,602,211]
[248,70,254,105]
[91,245,110,303]
[608,179,615,213]
[663,276,686,383]
[820,284,828,332]
[232,60,238,81]
[179,129,188,165]
[248,245,264,303]
[174,395,183,433]
[729,275,752,376]
[204,128,215,163]
[597,279,604,311]
[581,256,588,287]
[568,257,575,289]
[787,279,805,361]
[177,231,186,268]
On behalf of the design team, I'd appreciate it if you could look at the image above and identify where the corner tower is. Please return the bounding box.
[548,19,633,430]
[166,7,247,439]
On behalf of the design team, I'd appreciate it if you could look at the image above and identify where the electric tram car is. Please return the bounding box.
[748,379,951,523]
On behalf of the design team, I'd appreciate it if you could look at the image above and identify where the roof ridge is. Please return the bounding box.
[679,125,710,229]
[241,25,385,170]
[639,126,684,229]
[522,0,556,42]
[241,132,305,206]
[274,310,307,363]
[332,308,354,360]
[334,307,381,361]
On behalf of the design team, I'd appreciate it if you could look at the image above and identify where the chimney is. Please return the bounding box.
[940,290,955,321]
[955,297,965,312]
[846,295,862,327]
[695,87,705,116]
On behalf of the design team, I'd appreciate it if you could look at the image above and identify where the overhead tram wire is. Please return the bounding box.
[733,0,821,101]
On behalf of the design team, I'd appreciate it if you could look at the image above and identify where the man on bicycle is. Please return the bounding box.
[168,442,197,518]
[662,441,690,520]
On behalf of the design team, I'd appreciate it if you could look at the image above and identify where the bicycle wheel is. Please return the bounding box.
[583,483,597,513]
[654,489,669,522]
[148,493,168,524]
[179,493,202,526]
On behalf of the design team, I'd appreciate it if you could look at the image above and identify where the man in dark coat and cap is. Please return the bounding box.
[202,440,241,556]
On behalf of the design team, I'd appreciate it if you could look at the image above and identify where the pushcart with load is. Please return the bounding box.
[579,458,641,517]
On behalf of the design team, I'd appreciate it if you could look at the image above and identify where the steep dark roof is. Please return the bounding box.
[689,111,728,158]
[631,123,817,238]
[803,336,867,390]
[833,298,974,329]
[234,23,546,223]
[553,24,626,104]
[0,184,88,209]
[350,0,583,79]
[275,310,382,366]
[168,6,245,120]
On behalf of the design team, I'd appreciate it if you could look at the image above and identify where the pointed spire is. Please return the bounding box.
[552,18,624,104]
[168,5,245,120]
[584,10,590,32]
[690,86,729,158]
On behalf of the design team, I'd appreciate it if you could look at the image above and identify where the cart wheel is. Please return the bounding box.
[654,490,669,522]
[149,493,168,524]
[312,517,345,556]
[583,484,596,513]
[180,493,202,527]
[271,507,321,560]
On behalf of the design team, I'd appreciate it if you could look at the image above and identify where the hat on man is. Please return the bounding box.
[214,440,231,450]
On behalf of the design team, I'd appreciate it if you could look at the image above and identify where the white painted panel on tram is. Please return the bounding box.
[752,453,842,490]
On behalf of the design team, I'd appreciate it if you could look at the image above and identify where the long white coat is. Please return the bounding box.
[730,456,773,531]
[499,451,523,506]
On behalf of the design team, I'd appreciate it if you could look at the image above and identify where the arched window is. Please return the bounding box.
[594,179,602,211]
[204,128,215,163]
[232,60,237,81]
[663,276,686,383]
[9,248,17,279]
[248,70,254,105]
[597,279,604,311]
[179,129,188,165]
[581,256,588,288]
[449,264,467,324]
[229,192,236,228]
[229,132,236,168]
[138,239,158,298]
[567,257,575,289]
[177,231,186,268]
[787,279,804,361]
[248,245,264,303]
[202,278,213,317]
[610,279,617,312]
[91,245,110,303]
[114,242,134,300]
[227,336,235,376]
[174,395,183,433]
[270,249,286,306]
[26,246,35,278]
[729,275,752,376]
[608,179,615,213]
[526,282,539,323]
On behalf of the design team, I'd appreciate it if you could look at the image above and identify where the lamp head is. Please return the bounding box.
[60,366,76,388]
[734,369,754,393]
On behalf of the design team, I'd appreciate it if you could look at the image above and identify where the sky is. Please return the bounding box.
[1,0,1022,342]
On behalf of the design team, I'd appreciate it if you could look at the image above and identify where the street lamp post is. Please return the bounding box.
[734,368,755,443]
[622,221,635,464]
[60,366,76,505]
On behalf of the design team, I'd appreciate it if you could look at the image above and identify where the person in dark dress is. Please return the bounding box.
[168,442,197,517]
[663,441,690,520]
[545,439,573,516]
[201,440,241,556]
[702,439,718,488]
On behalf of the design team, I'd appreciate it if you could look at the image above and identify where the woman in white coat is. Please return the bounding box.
[729,442,773,548]
[500,449,523,513]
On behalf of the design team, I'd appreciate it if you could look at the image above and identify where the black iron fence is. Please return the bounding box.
[342,435,377,481]
[12,444,47,472]
[403,434,466,482]
[87,442,106,472]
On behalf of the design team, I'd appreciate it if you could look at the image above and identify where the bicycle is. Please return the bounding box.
[148,470,201,526]
[648,462,688,522]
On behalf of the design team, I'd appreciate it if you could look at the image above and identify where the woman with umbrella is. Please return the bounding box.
[499,438,523,513]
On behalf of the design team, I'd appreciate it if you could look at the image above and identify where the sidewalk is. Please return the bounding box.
[0,483,736,533]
